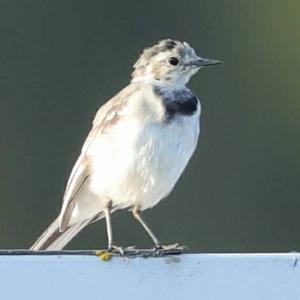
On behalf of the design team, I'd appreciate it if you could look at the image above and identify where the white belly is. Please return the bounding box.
[89,112,200,211]
[134,115,200,209]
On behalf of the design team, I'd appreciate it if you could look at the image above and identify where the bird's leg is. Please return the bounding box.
[132,207,188,254]
[132,207,161,249]
[104,203,124,256]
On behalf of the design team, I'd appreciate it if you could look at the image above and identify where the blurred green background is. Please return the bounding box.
[0,0,299,252]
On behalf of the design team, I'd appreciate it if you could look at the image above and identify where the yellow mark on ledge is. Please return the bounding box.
[96,250,113,261]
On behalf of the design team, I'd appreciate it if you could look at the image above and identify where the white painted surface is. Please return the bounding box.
[1,253,300,300]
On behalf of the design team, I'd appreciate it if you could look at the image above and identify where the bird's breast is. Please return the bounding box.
[131,107,200,209]
[153,85,200,121]
[89,85,201,210]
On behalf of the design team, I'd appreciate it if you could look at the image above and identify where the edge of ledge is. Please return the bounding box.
[0,249,299,257]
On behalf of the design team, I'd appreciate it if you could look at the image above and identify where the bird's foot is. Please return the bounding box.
[153,242,188,256]
[108,245,125,256]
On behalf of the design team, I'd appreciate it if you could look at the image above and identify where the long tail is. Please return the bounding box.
[30,217,91,250]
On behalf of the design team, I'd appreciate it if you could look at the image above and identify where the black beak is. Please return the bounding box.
[190,58,223,67]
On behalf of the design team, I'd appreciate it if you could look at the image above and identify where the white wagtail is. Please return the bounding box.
[31,39,221,252]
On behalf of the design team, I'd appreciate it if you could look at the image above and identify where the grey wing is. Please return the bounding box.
[58,85,132,231]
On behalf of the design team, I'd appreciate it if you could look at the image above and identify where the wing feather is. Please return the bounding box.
[58,85,134,230]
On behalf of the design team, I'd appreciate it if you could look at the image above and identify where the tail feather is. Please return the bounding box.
[30,217,91,250]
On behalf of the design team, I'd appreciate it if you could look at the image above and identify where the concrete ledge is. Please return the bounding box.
[1,252,300,300]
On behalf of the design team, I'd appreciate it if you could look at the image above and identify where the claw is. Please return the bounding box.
[153,243,188,256]
[108,245,125,256]
[124,245,138,250]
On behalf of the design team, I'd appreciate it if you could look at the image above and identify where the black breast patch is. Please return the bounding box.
[165,96,198,119]
[153,86,199,120]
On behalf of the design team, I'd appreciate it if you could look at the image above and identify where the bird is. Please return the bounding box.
[31,39,221,253]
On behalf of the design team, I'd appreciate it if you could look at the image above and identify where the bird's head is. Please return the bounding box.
[132,39,221,87]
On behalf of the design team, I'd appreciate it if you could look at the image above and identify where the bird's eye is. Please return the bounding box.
[168,57,179,66]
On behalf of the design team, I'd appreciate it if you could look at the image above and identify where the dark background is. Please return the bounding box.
[0,0,299,252]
